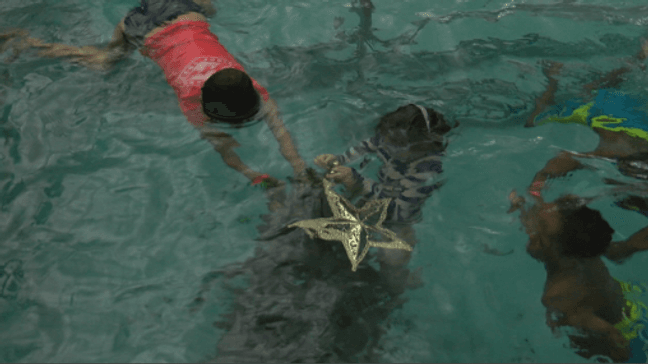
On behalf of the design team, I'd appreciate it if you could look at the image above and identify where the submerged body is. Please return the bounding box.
[510,196,648,362]
[313,104,453,293]
[517,67,648,360]
[541,256,648,362]
[196,182,404,362]
[531,88,648,216]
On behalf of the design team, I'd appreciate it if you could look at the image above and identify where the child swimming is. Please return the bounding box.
[525,49,648,215]
[516,47,648,361]
[314,104,455,292]
[7,0,307,187]
[508,186,648,362]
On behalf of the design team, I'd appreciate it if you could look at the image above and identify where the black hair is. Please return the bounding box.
[554,196,614,258]
[201,68,260,125]
[375,104,454,154]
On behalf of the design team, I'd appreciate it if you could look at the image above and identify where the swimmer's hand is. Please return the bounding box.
[314,154,339,169]
[262,176,283,189]
[541,60,563,78]
[507,189,525,213]
[251,173,284,189]
[326,166,356,187]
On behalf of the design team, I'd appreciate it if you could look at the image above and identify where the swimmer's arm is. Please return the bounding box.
[526,75,559,128]
[345,170,375,197]
[582,41,648,95]
[605,225,648,263]
[546,287,628,354]
[337,135,381,165]
[325,165,376,198]
[30,18,133,70]
[263,98,307,177]
[582,67,632,94]
[582,40,648,91]
[218,148,264,181]
[526,62,562,128]
[529,151,583,200]
[565,309,629,361]
[200,129,265,181]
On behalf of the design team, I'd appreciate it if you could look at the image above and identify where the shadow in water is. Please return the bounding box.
[195,180,408,363]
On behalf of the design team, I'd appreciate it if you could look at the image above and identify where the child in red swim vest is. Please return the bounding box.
[12,0,306,187]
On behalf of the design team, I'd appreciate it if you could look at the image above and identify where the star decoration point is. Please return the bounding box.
[288,179,412,271]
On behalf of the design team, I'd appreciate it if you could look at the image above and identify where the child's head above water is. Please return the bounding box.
[376,104,454,153]
[201,68,261,126]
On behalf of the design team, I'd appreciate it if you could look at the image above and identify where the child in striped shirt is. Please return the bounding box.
[315,104,455,292]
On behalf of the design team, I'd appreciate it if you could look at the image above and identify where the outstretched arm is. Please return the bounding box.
[263,98,307,178]
[582,39,648,93]
[527,40,648,128]
[525,61,563,128]
[605,225,648,263]
[29,18,134,70]
[200,128,281,187]
[528,151,583,201]
[581,67,632,95]
[566,309,629,362]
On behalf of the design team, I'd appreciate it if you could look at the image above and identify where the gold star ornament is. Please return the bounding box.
[288,179,412,271]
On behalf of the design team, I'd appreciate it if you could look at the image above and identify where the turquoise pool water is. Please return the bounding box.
[2,0,648,362]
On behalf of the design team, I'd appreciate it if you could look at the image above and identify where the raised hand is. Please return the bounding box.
[314,154,339,169]
[507,189,525,213]
[541,60,563,79]
[325,165,357,188]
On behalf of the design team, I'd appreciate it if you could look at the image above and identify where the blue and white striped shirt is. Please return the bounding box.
[336,134,444,224]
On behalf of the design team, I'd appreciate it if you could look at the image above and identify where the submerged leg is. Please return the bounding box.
[26,19,133,70]
[0,29,44,62]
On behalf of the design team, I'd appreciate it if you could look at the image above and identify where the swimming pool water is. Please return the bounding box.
[2,0,648,362]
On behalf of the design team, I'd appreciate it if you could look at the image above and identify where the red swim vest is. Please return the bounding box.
[143,20,270,127]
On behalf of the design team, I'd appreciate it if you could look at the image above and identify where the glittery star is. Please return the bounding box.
[289,179,412,271]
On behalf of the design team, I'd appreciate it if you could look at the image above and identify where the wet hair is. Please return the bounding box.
[375,104,454,153]
[201,68,261,125]
[554,196,614,258]
[193,0,217,16]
